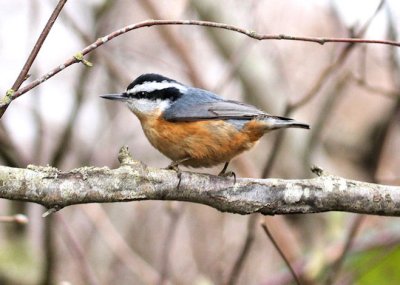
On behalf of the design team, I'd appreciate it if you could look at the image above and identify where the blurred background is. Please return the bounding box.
[0,0,400,284]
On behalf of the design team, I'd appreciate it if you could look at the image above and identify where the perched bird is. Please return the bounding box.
[101,73,309,176]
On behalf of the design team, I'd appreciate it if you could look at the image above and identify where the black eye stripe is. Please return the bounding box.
[127,87,183,101]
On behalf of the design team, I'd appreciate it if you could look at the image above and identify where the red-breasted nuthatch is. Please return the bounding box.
[101,73,309,175]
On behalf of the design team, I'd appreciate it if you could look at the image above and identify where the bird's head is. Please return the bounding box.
[101,73,187,116]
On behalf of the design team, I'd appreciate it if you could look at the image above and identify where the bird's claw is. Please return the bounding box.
[166,163,180,172]
[166,160,185,189]
[218,161,236,183]
[218,171,237,184]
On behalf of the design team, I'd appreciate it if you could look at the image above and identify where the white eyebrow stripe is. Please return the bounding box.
[127,81,187,94]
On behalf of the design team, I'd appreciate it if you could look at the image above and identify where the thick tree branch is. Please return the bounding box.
[0,149,398,216]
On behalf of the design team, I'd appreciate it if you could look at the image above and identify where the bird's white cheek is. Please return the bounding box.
[126,99,147,114]
[126,99,170,116]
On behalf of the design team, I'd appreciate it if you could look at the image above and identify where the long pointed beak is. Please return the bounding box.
[100,93,128,101]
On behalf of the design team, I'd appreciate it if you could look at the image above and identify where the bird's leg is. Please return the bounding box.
[218,161,229,175]
[166,157,190,171]
[166,157,190,189]
[218,161,236,183]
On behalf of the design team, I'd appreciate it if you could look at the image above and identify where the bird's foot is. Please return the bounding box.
[166,158,190,189]
[218,161,236,184]
[166,162,179,172]
[219,171,237,184]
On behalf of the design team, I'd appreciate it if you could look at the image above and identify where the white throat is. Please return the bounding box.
[126,98,171,116]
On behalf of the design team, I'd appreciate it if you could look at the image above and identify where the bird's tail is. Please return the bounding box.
[262,115,310,131]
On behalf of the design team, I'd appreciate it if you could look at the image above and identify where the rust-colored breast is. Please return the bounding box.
[139,114,266,168]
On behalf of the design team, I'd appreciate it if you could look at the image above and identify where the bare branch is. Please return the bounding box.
[324,215,365,285]
[0,214,28,224]
[2,19,400,116]
[261,222,302,285]
[158,203,183,285]
[0,153,399,216]
[58,215,100,285]
[0,0,68,117]
[262,0,385,177]
[82,204,169,285]
[225,214,258,285]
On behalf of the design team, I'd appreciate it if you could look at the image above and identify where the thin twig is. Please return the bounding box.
[302,73,350,172]
[261,0,386,176]
[82,204,173,285]
[58,214,100,285]
[41,216,56,285]
[350,73,399,98]
[59,4,131,84]
[324,215,365,285]
[0,214,28,224]
[12,0,68,91]
[158,203,184,285]
[261,222,302,285]
[50,0,128,168]
[1,18,400,117]
[0,0,68,117]
[225,214,258,285]
[49,53,92,167]
[262,224,400,285]
[291,0,385,110]
[261,106,291,178]
[342,16,400,284]
[138,0,205,87]
[214,40,256,95]
[0,123,23,166]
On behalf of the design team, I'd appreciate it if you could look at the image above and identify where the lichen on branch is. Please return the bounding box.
[0,150,398,216]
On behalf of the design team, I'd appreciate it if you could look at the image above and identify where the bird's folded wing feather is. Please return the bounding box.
[163,99,266,122]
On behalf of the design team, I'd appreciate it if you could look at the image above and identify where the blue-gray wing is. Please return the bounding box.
[163,88,266,122]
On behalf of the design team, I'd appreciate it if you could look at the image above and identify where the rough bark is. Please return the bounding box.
[0,148,398,216]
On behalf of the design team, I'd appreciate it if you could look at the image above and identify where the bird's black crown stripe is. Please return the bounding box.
[127,87,183,101]
[126,73,178,91]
